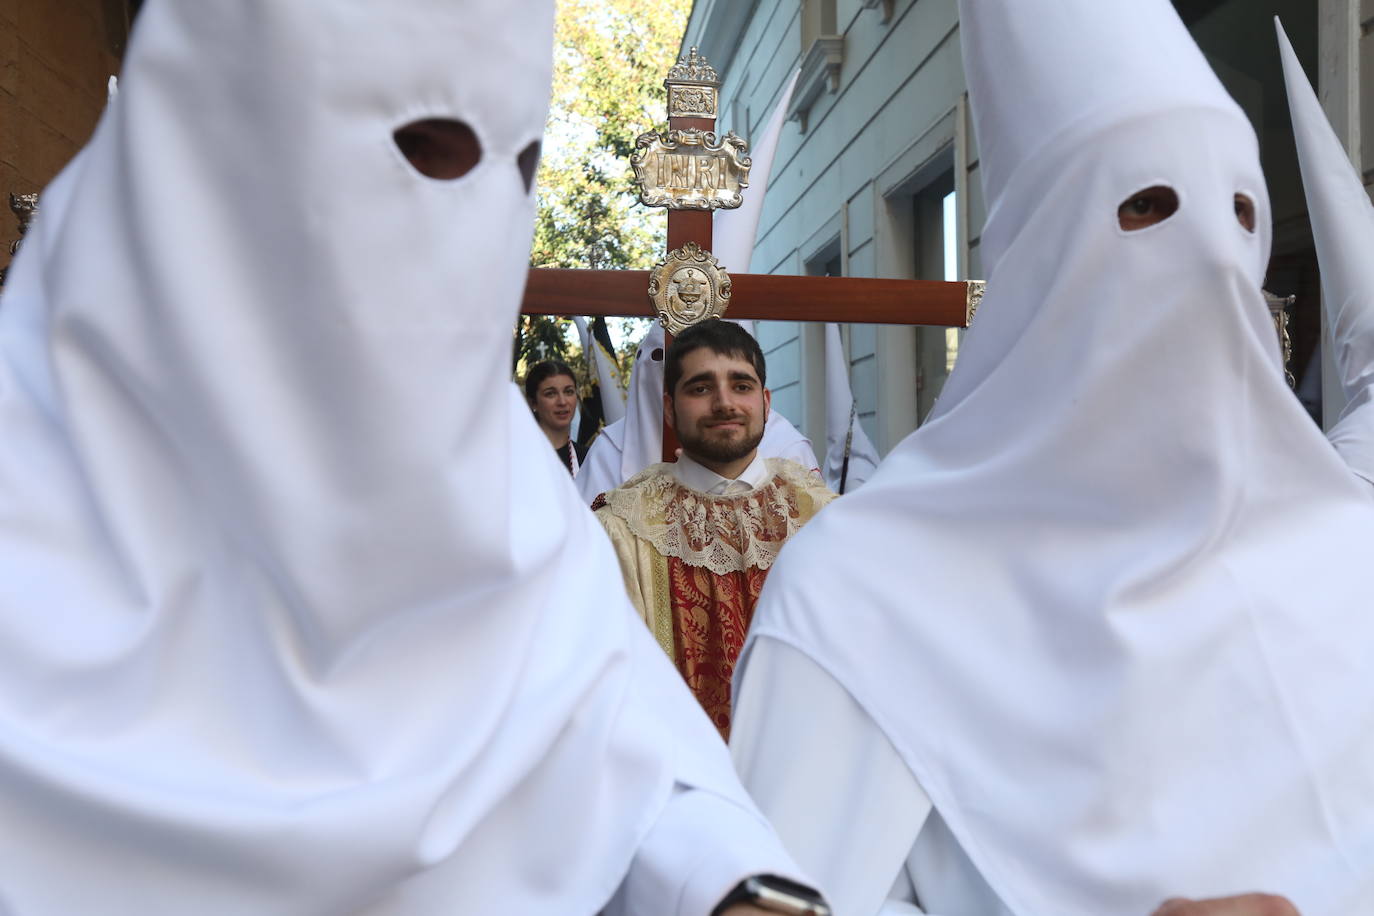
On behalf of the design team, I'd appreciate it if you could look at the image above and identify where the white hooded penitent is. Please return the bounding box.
[577,322,667,503]
[0,1,801,912]
[616,323,673,485]
[742,0,1374,912]
[1277,21,1374,487]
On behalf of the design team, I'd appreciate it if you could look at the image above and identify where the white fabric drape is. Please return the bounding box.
[619,323,670,485]
[576,325,667,503]
[713,68,801,279]
[0,1,798,911]
[740,1,1374,913]
[822,323,880,493]
[733,637,1009,916]
[1277,22,1374,487]
[577,414,627,503]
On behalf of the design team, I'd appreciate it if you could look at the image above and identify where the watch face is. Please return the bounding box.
[743,875,831,916]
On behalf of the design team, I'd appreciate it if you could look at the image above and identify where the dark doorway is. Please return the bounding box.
[1176,0,1322,421]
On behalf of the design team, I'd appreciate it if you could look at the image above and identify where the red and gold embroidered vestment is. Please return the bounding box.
[594,458,835,739]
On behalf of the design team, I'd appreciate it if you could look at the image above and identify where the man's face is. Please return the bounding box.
[665,347,770,470]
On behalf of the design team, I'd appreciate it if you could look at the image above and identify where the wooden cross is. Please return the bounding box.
[521,49,978,462]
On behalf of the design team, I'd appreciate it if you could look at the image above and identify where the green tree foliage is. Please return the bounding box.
[515,0,690,376]
[513,315,578,376]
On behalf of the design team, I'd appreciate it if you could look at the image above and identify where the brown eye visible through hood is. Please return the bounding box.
[394,119,481,180]
[1118,185,1179,231]
[1234,193,1256,232]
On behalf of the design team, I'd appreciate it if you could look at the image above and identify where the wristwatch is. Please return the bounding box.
[710,874,831,915]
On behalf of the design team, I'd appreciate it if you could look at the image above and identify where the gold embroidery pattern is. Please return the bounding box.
[600,459,835,576]
[666,558,767,741]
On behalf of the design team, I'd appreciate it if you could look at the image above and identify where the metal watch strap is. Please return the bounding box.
[710,874,831,916]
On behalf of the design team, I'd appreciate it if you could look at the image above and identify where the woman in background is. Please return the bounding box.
[525,360,585,477]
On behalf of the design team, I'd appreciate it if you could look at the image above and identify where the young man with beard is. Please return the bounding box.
[593,321,834,740]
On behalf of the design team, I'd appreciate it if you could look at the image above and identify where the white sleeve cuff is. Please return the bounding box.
[617,784,810,916]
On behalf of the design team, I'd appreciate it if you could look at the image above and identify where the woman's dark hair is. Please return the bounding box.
[524,360,577,405]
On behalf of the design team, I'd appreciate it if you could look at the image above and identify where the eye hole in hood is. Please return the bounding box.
[1118,185,1179,231]
[1234,193,1256,233]
[517,141,541,193]
[394,119,481,180]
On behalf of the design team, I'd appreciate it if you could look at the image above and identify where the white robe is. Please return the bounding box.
[0,0,809,911]
[731,0,1374,913]
[733,638,1006,916]
[1278,25,1374,490]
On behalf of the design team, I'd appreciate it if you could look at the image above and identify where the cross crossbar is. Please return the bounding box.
[522,269,972,328]
[525,48,977,467]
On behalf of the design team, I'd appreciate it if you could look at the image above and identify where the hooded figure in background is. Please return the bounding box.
[0,1,814,913]
[1277,24,1374,490]
[730,0,1374,913]
[578,323,672,504]
[576,323,819,506]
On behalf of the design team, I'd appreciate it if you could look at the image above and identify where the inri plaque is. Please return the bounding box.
[631,129,751,211]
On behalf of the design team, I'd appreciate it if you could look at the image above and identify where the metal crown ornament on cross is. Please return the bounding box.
[632,47,742,334]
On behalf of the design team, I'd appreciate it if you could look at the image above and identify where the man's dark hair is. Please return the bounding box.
[664,321,766,395]
[523,359,577,405]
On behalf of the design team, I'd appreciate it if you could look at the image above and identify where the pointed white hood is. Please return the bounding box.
[963,0,1240,276]
[713,68,801,277]
[619,323,670,479]
[714,69,800,340]
[0,1,757,911]
[1277,21,1374,486]
[745,1,1374,912]
[821,323,878,492]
